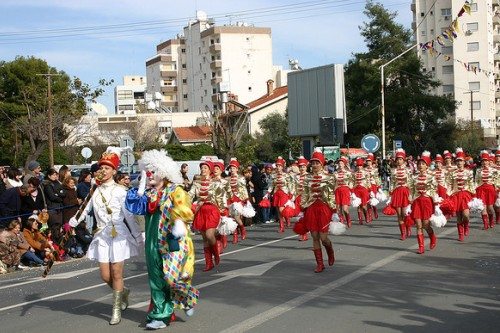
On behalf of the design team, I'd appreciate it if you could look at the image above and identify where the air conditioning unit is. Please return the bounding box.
[444,15,450,20]
[465,30,472,36]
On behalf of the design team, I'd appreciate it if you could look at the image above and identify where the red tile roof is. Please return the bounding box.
[172,125,211,142]
[247,86,288,109]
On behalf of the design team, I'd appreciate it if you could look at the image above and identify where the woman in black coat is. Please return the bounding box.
[43,168,66,244]
[21,177,46,219]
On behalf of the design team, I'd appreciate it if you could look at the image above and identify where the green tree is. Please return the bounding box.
[164,144,214,161]
[344,1,456,156]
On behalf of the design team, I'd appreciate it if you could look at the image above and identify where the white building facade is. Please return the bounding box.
[114,75,147,114]
[412,0,499,143]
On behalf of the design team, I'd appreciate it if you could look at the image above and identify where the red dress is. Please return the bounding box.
[449,168,474,212]
[411,172,435,220]
[434,168,448,199]
[475,167,496,206]
[333,169,352,206]
[270,172,290,207]
[352,169,370,205]
[191,178,221,231]
[390,166,411,208]
[302,173,334,232]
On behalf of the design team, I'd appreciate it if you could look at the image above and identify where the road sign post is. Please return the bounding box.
[361,134,381,153]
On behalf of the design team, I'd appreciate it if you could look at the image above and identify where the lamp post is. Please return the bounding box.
[379,44,418,159]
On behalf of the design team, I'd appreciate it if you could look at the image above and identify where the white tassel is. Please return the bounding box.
[369,197,379,206]
[284,200,296,209]
[404,205,412,216]
[430,206,447,228]
[230,202,244,216]
[217,216,238,235]
[172,219,187,238]
[350,193,361,208]
[468,197,485,213]
[241,201,256,218]
[329,221,347,235]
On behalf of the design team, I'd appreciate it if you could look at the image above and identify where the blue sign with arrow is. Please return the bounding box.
[361,134,381,153]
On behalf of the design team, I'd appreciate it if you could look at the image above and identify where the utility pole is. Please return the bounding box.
[464,90,475,131]
[37,73,61,168]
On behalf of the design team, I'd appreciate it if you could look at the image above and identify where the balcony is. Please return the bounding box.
[161,70,177,78]
[161,101,178,107]
[495,53,500,62]
[210,60,222,70]
[494,14,499,25]
[161,86,178,93]
[211,77,222,85]
[212,93,219,103]
[209,43,221,53]
[495,34,500,43]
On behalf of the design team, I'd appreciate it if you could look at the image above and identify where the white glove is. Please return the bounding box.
[137,170,147,196]
[172,219,187,238]
[69,216,80,227]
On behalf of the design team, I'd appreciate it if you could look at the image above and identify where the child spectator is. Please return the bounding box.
[75,221,92,255]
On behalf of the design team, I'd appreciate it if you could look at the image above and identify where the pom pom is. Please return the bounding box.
[329,221,347,235]
[281,206,296,218]
[331,213,340,223]
[284,200,296,209]
[350,193,361,208]
[376,189,388,202]
[404,214,414,227]
[430,206,447,228]
[217,216,238,235]
[241,201,256,218]
[433,196,443,204]
[382,204,397,216]
[439,198,456,216]
[369,197,379,207]
[230,202,244,216]
[259,198,271,208]
[293,218,308,235]
[468,197,484,213]
[495,193,500,208]
[404,205,412,216]
[172,219,187,238]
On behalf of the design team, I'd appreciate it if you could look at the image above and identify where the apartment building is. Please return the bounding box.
[412,0,499,143]
[146,11,274,113]
[114,75,147,115]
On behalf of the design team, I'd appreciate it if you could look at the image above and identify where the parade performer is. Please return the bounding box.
[332,156,353,227]
[125,150,198,330]
[475,151,498,230]
[266,156,293,233]
[443,150,457,174]
[494,149,500,224]
[301,149,336,273]
[389,148,413,240]
[409,152,437,254]
[69,147,142,325]
[226,158,249,244]
[447,148,475,241]
[365,153,381,221]
[433,154,448,200]
[352,157,371,224]
[188,159,224,271]
[292,156,309,241]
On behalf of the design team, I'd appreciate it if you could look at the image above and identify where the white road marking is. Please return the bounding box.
[0,234,296,313]
[219,227,457,333]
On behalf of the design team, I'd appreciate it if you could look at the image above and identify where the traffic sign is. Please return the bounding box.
[81,147,92,159]
[361,134,381,153]
[120,151,135,167]
[394,140,403,149]
[120,135,135,149]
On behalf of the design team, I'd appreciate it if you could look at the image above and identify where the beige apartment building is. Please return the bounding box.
[146,12,274,113]
[114,75,147,114]
[412,0,499,144]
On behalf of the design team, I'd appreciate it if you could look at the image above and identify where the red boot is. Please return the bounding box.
[489,214,494,228]
[373,206,379,219]
[232,228,239,244]
[496,209,500,224]
[417,233,424,254]
[346,214,352,228]
[457,223,464,242]
[313,249,324,273]
[211,244,220,265]
[216,235,224,254]
[203,247,214,271]
[464,219,470,236]
[222,235,228,249]
[279,218,285,233]
[324,243,335,266]
[301,233,308,241]
[406,225,412,238]
[240,225,247,240]
[481,215,489,230]
[358,211,364,225]
[398,223,407,240]
[286,218,291,228]
[170,312,176,323]
[366,208,372,224]
[428,230,437,249]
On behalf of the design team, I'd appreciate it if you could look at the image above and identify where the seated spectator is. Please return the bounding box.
[61,224,83,258]
[62,176,79,224]
[0,185,29,228]
[23,216,55,265]
[42,227,66,261]
[0,222,24,270]
[7,219,44,267]
[5,168,23,189]
[75,221,92,254]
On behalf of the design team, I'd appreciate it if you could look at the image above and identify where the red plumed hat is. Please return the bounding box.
[199,159,214,172]
[275,156,286,167]
[480,150,490,161]
[367,153,375,161]
[355,157,365,166]
[310,148,325,165]
[418,151,431,166]
[99,146,125,170]
[443,150,453,159]
[339,156,349,165]
[495,149,500,157]
[395,148,406,159]
[229,157,240,168]
[213,159,225,171]
[434,154,443,163]
[455,148,465,161]
[297,156,308,166]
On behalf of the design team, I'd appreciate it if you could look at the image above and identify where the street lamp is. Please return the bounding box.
[379,44,418,159]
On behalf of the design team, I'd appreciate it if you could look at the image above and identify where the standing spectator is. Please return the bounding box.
[23,160,42,186]
[0,185,29,227]
[62,177,79,224]
[115,173,131,188]
[76,170,91,202]
[5,168,23,189]
[58,165,71,184]
[21,177,46,219]
[180,163,192,191]
[43,168,66,243]
[250,165,265,224]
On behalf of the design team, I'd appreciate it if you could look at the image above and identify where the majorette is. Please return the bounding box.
[265,156,293,232]
[332,155,354,227]
[352,157,372,225]
[389,148,413,240]
[365,153,381,221]
[226,157,250,244]
[475,150,498,230]
[292,156,310,241]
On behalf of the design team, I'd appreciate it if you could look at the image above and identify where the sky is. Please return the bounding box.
[0,0,413,113]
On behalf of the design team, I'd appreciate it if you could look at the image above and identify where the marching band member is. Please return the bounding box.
[352,157,371,225]
[188,160,223,271]
[69,147,142,325]
[433,154,448,200]
[266,156,293,233]
[301,149,336,273]
[447,148,475,241]
[409,152,437,254]
[332,156,353,227]
[365,153,381,221]
[443,150,457,174]
[494,149,500,225]
[475,151,497,230]
[226,158,248,244]
[125,150,198,330]
[389,148,413,240]
[293,156,309,241]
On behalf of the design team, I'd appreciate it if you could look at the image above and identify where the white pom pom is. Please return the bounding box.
[433,196,443,204]
[350,193,361,208]
[172,219,187,238]
[331,213,340,223]
[430,206,447,228]
[468,198,484,213]
[284,200,295,209]
[230,202,244,216]
[241,201,256,218]
[495,193,500,208]
[376,189,388,202]
[329,221,347,235]
[369,197,379,206]
[404,205,412,216]
[217,216,238,235]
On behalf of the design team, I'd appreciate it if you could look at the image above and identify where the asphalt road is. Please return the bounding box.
[1,211,499,333]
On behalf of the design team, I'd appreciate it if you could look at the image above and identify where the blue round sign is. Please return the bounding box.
[361,134,381,153]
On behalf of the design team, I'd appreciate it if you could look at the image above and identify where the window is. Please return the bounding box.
[212,88,217,94]
[184,109,188,112]
[118,105,134,110]
[442,85,454,94]
[467,42,479,51]
[248,86,252,92]
[203,73,207,79]
[198,47,201,54]
[441,46,452,54]
[211,55,215,61]
[117,90,133,100]
[202,56,206,63]
[466,22,478,32]
[213,104,218,110]
[210,39,214,45]
[469,61,480,68]
[204,89,207,96]
[181,48,186,53]
[182,64,186,69]
[201,96,204,103]
[441,8,451,16]
[200,79,203,86]
[442,65,454,74]
[472,101,481,110]
[469,82,480,91]
[183,94,188,99]
[421,30,427,36]
[470,3,478,12]
[182,78,187,84]
[212,72,216,78]
[420,12,424,17]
